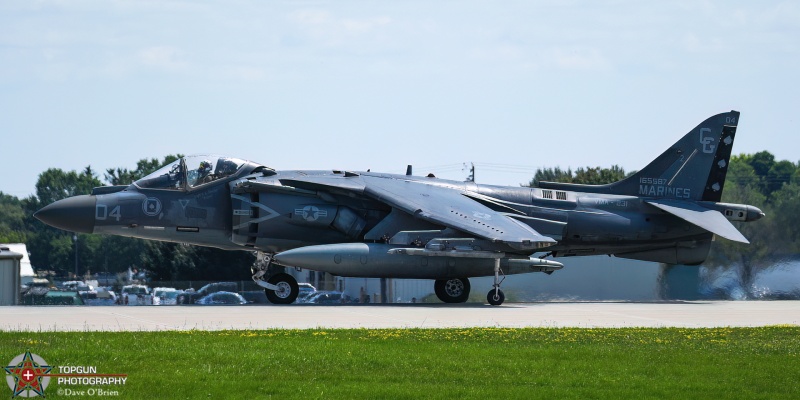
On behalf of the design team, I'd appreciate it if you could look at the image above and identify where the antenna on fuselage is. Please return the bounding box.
[406,165,412,176]
[464,162,475,182]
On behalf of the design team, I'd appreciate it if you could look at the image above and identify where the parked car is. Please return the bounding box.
[296,283,317,303]
[84,287,117,306]
[306,291,343,304]
[62,281,98,300]
[94,272,118,287]
[96,287,117,302]
[152,287,182,305]
[120,284,151,305]
[196,291,247,305]
[177,282,237,304]
[239,291,268,304]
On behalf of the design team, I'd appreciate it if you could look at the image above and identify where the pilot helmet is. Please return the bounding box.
[199,160,212,172]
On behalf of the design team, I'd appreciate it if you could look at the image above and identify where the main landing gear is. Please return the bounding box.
[432,259,507,305]
[434,278,471,303]
[252,253,299,304]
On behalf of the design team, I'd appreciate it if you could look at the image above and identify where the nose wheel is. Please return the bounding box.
[264,273,299,304]
[487,258,506,306]
[487,288,505,306]
[252,252,300,304]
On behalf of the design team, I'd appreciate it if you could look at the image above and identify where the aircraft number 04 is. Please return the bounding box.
[96,204,121,221]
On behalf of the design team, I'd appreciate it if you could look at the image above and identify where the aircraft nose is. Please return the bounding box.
[34,195,96,234]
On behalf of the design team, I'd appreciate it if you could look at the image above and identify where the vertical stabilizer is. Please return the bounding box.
[539,111,740,201]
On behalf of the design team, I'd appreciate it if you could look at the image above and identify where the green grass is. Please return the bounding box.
[1,327,798,399]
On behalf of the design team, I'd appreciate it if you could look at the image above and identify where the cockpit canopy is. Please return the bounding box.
[135,155,261,190]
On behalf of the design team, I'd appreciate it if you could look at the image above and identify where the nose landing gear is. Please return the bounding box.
[487,258,506,306]
[265,273,299,304]
[251,252,300,304]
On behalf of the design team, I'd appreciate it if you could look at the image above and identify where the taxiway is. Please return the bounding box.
[1,301,798,331]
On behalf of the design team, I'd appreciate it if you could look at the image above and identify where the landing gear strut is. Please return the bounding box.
[434,278,471,303]
[252,252,299,304]
[487,258,506,306]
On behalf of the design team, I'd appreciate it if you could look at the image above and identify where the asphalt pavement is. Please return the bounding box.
[1,301,798,331]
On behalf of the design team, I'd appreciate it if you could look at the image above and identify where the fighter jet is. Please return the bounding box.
[35,110,763,305]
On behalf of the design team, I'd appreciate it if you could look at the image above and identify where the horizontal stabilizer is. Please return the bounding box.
[645,199,749,243]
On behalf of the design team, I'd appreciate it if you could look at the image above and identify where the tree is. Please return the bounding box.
[732,152,798,198]
[529,167,574,186]
[766,160,797,194]
[141,242,197,281]
[769,183,800,254]
[747,151,775,178]
[105,155,181,186]
[572,165,629,185]
[35,166,102,206]
[92,236,148,274]
[0,192,27,243]
[528,165,629,186]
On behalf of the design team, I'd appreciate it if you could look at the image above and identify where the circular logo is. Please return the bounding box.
[5,352,51,398]
[142,197,162,217]
[302,206,321,221]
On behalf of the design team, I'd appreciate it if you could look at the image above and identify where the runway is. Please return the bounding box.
[1,301,798,331]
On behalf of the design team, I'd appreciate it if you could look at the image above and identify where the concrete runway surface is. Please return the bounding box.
[1,301,798,331]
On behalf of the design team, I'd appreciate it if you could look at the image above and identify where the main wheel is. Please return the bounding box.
[264,273,299,304]
[487,289,505,306]
[434,278,471,303]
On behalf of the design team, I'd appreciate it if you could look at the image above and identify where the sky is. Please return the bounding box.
[1,1,799,198]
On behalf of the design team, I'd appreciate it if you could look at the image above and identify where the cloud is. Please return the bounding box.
[341,16,392,34]
[137,46,186,70]
[550,47,612,71]
[219,65,266,82]
[287,9,392,47]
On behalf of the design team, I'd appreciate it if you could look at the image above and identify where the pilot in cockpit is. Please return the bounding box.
[196,159,214,185]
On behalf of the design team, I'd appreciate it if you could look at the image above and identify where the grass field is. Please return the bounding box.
[1,327,798,399]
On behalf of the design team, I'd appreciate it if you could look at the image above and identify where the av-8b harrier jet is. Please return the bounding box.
[36,111,763,305]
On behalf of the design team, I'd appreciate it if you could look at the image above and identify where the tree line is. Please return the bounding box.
[0,151,797,281]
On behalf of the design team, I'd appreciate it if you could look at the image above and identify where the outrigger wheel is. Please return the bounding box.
[265,273,299,304]
[487,288,505,306]
[434,278,471,303]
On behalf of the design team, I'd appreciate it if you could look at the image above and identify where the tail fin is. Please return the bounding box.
[539,110,739,201]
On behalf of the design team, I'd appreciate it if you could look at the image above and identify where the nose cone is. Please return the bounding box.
[34,195,96,234]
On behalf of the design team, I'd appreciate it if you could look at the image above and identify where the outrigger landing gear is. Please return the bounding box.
[487,258,506,306]
[251,252,299,304]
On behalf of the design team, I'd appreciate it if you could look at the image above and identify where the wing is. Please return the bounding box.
[645,199,749,243]
[279,175,366,194]
[361,175,556,250]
